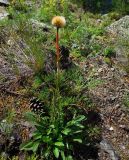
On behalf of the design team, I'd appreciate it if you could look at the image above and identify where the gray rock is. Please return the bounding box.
[30,19,51,31]
[0,32,34,87]
[0,6,9,20]
[115,46,129,65]
[100,139,120,160]
[107,16,129,73]
[107,16,129,39]
[0,0,9,5]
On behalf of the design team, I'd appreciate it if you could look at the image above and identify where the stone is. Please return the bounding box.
[120,145,125,150]
[100,139,120,160]
[111,96,116,100]
[109,126,114,131]
[0,6,9,20]
[30,19,51,32]
[107,16,129,39]
[107,16,129,75]
[98,68,103,73]
[0,0,9,5]
[111,68,115,71]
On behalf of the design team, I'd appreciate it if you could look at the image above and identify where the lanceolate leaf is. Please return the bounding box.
[42,136,52,143]
[73,138,82,143]
[75,115,85,122]
[67,155,73,160]
[20,141,40,152]
[62,128,71,135]
[61,151,66,160]
[53,147,59,158]
[32,132,42,140]
[55,142,64,147]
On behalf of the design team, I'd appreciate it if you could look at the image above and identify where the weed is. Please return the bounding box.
[103,47,116,58]
[0,108,16,138]
[87,78,104,90]
[123,92,129,109]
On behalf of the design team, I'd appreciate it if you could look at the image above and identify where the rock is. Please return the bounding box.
[109,126,114,131]
[30,19,51,32]
[107,16,129,73]
[100,139,120,160]
[107,16,129,39]
[115,104,120,108]
[115,46,129,67]
[111,96,116,101]
[0,6,9,20]
[98,68,103,73]
[111,68,115,71]
[0,32,34,87]
[121,146,125,150]
[0,0,9,5]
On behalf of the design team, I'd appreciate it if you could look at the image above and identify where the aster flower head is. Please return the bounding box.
[52,16,66,28]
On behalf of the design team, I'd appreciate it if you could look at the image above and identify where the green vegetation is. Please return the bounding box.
[0,0,129,159]
[75,0,129,14]
[123,93,129,109]
[21,112,85,159]
[103,47,116,58]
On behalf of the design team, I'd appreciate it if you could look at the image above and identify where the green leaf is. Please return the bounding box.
[20,141,40,152]
[32,76,42,89]
[53,147,59,158]
[55,142,64,147]
[44,146,51,158]
[73,139,82,143]
[73,130,83,134]
[24,112,37,125]
[67,155,73,160]
[75,123,84,128]
[32,132,42,140]
[42,136,52,143]
[66,142,69,149]
[75,115,85,122]
[61,151,66,160]
[62,128,71,135]
[66,120,75,127]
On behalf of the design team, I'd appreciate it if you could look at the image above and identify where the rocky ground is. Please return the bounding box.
[76,15,129,159]
[81,54,129,160]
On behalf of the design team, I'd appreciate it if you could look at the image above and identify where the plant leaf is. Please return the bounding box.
[24,112,37,125]
[75,115,85,122]
[32,132,42,140]
[61,151,66,160]
[42,136,52,143]
[20,141,40,152]
[75,123,84,128]
[67,155,73,160]
[55,142,64,147]
[53,147,59,158]
[73,139,82,143]
[62,128,71,135]
[73,130,83,134]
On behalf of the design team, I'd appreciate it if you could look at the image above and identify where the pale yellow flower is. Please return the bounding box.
[52,16,66,28]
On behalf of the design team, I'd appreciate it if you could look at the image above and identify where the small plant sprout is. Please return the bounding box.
[52,16,66,73]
